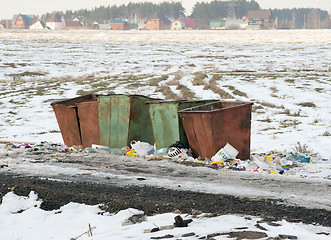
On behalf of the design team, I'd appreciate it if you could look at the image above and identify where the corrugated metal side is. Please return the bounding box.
[148,100,218,149]
[51,104,82,147]
[98,95,131,148]
[148,102,180,149]
[128,96,155,145]
[179,101,253,160]
[77,101,100,148]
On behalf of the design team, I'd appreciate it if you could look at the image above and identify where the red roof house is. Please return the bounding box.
[179,18,196,29]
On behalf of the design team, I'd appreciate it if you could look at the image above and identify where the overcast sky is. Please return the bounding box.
[1,0,330,19]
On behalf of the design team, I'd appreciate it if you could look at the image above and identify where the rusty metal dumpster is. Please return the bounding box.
[178,101,253,160]
[98,95,155,148]
[51,93,97,147]
[76,101,100,148]
[146,100,218,149]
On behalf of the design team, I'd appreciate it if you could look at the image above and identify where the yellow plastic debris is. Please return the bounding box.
[125,149,136,157]
[263,155,273,161]
[212,160,225,166]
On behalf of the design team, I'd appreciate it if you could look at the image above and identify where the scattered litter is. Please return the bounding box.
[0,140,329,180]
[211,143,239,162]
[122,212,147,226]
[174,215,193,227]
[125,149,136,157]
[21,158,45,163]
[130,140,154,157]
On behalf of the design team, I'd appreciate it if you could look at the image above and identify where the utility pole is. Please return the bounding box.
[304,14,306,29]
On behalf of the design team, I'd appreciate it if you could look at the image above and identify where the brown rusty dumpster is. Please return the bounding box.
[77,100,100,148]
[178,101,253,160]
[51,93,97,147]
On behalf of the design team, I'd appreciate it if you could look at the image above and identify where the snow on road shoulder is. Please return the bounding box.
[0,191,330,240]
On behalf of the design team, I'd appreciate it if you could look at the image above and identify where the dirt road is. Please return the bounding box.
[0,151,330,226]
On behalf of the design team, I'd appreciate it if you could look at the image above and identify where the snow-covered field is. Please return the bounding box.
[1,191,330,240]
[0,30,330,239]
[0,29,330,158]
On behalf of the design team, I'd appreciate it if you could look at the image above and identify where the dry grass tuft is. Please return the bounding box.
[258,117,272,123]
[279,119,301,128]
[149,75,169,86]
[176,84,195,99]
[322,131,331,136]
[293,142,311,153]
[192,71,208,85]
[167,73,182,86]
[204,75,234,99]
[252,105,264,112]
[157,85,180,100]
[173,72,182,81]
[232,89,248,98]
[298,102,316,108]
[270,86,278,93]
[279,109,302,117]
[257,101,285,109]
[285,79,295,84]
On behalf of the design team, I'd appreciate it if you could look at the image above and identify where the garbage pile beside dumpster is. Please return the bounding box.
[2,93,328,179]
[0,140,329,180]
[46,93,331,179]
[50,94,252,159]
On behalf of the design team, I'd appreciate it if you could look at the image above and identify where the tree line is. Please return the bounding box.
[41,0,331,29]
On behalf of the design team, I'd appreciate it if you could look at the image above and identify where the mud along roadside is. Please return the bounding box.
[0,151,330,226]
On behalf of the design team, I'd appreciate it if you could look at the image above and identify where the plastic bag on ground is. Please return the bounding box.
[130,141,154,157]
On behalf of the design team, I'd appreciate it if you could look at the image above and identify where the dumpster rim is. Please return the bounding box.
[145,99,219,105]
[50,93,97,106]
[178,101,253,114]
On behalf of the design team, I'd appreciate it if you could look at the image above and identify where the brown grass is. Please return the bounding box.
[204,75,234,99]
[258,117,272,123]
[279,109,302,117]
[167,73,182,86]
[158,85,180,100]
[322,131,331,136]
[232,89,248,98]
[279,119,301,128]
[285,79,295,84]
[293,142,311,153]
[257,101,285,109]
[298,102,316,108]
[149,75,169,86]
[192,71,208,85]
[252,105,264,112]
[176,84,195,99]
[270,86,278,93]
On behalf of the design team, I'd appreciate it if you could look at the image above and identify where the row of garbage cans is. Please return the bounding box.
[51,94,253,160]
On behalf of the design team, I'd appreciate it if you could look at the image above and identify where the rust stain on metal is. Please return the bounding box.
[51,94,97,147]
[51,104,82,147]
[77,101,100,148]
[178,101,253,160]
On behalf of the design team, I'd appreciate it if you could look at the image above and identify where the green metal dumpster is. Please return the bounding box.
[178,101,253,160]
[98,95,156,148]
[146,100,218,149]
[51,93,97,147]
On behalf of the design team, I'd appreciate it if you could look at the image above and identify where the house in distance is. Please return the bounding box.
[12,14,37,29]
[245,10,275,29]
[109,20,130,30]
[46,12,65,30]
[145,13,171,30]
